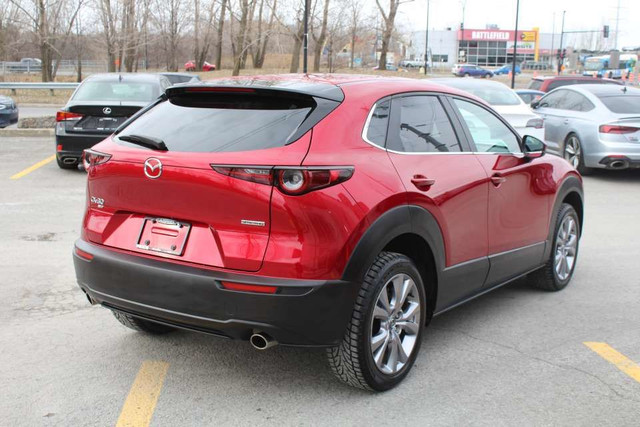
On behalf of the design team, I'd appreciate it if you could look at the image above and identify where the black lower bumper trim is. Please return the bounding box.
[73,239,359,347]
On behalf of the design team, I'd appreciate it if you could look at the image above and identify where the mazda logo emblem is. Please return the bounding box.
[144,158,162,179]
[103,107,112,115]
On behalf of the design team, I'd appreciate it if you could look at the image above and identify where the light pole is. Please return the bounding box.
[510,0,520,88]
[557,10,565,75]
[424,0,430,75]
[303,0,310,73]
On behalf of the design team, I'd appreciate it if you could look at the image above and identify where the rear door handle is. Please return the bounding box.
[490,175,507,187]
[411,175,436,190]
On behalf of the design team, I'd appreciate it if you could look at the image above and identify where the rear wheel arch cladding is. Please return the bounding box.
[341,205,444,317]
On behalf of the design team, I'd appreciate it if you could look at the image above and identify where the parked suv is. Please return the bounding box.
[74,75,584,391]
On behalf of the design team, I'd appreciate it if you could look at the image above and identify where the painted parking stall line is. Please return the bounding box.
[116,361,169,427]
[9,154,56,180]
[584,342,640,384]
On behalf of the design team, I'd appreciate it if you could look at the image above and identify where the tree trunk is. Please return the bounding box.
[194,0,201,70]
[312,0,329,72]
[376,0,399,70]
[214,0,227,70]
[290,22,303,73]
[232,0,250,76]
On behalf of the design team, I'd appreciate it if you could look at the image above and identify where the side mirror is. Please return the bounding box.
[523,135,546,159]
[530,100,540,109]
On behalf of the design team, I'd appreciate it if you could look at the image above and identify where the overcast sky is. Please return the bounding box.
[397,0,638,49]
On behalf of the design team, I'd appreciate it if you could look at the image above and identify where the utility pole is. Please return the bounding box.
[558,10,565,75]
[550,13,555,69]
[510,0,520,88]
[614,0,621,50]
[424,0,430,75]
[303,0,310,73]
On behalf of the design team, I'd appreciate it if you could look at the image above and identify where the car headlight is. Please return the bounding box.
[0,105,7,110]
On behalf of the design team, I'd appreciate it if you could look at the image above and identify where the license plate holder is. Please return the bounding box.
[136,217,191,256]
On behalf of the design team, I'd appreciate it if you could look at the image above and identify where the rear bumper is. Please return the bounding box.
[73,239,359,347]
[583,139,640,169]
[56,127,109,158]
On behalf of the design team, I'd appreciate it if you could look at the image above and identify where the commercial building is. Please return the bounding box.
[407,28,563,69]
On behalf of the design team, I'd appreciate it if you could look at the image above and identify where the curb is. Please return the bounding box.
[0,128,54,137]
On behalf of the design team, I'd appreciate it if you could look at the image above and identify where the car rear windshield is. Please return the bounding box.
[528,79,543,90]
[116,93,315,152]
[73,81,160,102]
[598,95,640,114]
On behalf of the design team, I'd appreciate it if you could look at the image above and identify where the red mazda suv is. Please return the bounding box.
[73,74,584,391]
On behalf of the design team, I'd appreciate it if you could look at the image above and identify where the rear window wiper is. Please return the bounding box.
[118,134,168,151]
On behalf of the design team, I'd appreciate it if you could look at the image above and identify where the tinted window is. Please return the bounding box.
[117,95,314,152]
[453,99,520,153]
[529,79,543,90]
[538,90,567,109]
[73,81,160,102]
[561,91,594,112]
[365,99,390,146]
[387,96,461,153]
[599,95,640,113]
[547,80,574,91]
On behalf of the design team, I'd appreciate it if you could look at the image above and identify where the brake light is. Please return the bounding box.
[526,118,544,129]
[599,125,639,134]
[82,149,112,170]
[211,165,354,195]
[220,281,277,294]
[186,87,256,93]
[56,111,83,122]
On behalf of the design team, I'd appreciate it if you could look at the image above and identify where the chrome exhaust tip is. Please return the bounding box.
[609,160,628,169]
[250,332,278,350]
[62,157,77,165]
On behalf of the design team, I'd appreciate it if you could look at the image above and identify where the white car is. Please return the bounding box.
[433,78,545,141]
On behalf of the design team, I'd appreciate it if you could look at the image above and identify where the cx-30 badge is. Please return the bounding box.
[144,158,163,179]
[103,107,112,115]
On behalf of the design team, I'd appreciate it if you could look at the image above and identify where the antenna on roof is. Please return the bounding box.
[622,86,627,93]
[119,74,123,82]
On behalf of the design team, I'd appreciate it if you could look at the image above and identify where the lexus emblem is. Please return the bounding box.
[144,158,162,179]
[103,107,112,115]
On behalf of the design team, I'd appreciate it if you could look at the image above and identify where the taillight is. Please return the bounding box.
[220,281,277,294]
[211,165,354,195]
[599,124,639,134]
[82,149,111,170]
[275,168,354,195]
[74,246,94,261]
[56,111,83,122]
[526,118,544,129]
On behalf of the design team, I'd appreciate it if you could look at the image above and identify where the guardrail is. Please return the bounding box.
[0,82,79,95]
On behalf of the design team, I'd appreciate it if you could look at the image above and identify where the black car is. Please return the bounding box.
[159,72,201,85]
[0,96,19,128]
[55,73,171,169]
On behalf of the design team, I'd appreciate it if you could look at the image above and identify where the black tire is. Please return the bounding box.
[463,73,470,77]
[563,134,593,176]
[112,311,175,334]
[56,155,77,170]
[327,252,426,391]
[529,203,580,292]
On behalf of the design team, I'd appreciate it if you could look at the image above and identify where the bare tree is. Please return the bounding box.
[194,0,219,70]
[154,0,186,71]
[97,0,118,71]
[230,0,257,76]
[251,0,276,68]
[214,0,227,69]
[374,0,410,70]
[0,2,21,61]
[309,0,329,72]
[347,0,363,68]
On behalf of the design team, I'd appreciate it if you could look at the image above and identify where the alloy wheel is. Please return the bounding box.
[554,215,578,281]
[370,273,421,375]
[564,136,581,168]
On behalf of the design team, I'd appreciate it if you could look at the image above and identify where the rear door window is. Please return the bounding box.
[387,95,461,153]
[117,94,315,152]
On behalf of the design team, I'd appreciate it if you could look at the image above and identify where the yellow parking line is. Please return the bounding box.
[10,155,56,180]
[584,342,640,383]
[116,361,169,427]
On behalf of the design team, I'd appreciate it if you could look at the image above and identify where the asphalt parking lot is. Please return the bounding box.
[2,136,639,426]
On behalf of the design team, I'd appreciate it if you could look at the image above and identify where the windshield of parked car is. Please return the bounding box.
[73,81,160,102]
[598,95,640,114]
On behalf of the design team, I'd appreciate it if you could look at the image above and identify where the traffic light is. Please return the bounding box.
[562,48,567,59]
[556,49,561,60]
[603,25,610,38]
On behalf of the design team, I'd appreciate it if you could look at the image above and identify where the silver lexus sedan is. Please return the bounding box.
[533,84,640,174]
